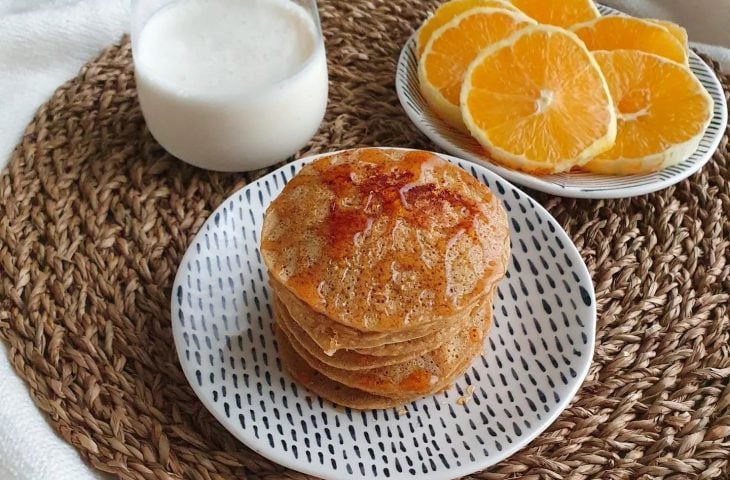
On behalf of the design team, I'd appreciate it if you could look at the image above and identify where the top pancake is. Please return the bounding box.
[261,148,510,332]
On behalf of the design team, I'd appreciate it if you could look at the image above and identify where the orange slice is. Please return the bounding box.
[418,7,535,129]
[509,0,599,27]
[416,0,521,57]
[460,25,616,174]
[584,50,712,175]
[571,16,688,64]
[651,19,689,51]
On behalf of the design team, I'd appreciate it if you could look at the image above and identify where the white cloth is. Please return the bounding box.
[0,0,130,170]
[0,1,728,480]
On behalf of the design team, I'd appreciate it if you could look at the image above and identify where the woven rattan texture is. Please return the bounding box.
[1,1,729,478]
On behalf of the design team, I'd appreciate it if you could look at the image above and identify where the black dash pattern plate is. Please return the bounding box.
[171,149,596,480]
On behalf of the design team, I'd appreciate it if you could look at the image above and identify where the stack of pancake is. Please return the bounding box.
[261,148,510,409]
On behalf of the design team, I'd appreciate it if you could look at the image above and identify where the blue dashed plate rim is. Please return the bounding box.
[171,148,597,480]
[395,3,728,199]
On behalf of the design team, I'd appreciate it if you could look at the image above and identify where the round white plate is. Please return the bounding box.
[395,4,728,199]
[171,149,596,480]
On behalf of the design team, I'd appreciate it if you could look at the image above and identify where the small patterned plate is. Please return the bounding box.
[171,149,596,480]
[395,4,728,199]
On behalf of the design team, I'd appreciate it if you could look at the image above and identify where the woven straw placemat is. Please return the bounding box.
[1,1,729,479]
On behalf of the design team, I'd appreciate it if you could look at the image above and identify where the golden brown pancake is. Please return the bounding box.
[350,288,494,356]
[263,148,510,409]
[349,321,463,356]
[275,296,422,369]
[275,326,407,410]
[272,277,480,354]
[275,293,491,370]
[275,296,493,399]
[261,148,510,333]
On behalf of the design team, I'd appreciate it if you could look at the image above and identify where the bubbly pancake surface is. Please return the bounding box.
[272,277,477,353]
[261,148,510,332]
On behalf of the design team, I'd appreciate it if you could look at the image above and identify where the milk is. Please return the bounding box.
[133,0,328,171]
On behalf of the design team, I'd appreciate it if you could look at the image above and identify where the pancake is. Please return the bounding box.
[261,148,510,333]
[352,288,496,357]
[275,295,422,369]
[275,293,490,370]
[263,147,510,409]
[275,326,407,410]
[275,296,493,399]
[272,277,481,354]
[350,321,462,356]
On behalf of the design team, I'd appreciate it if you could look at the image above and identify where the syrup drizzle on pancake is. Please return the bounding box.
[262,149,510,332]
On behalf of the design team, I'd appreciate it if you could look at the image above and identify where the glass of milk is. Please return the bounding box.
[131,0,328,171]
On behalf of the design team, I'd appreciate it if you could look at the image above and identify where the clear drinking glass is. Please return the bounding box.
[131,0,328,172]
